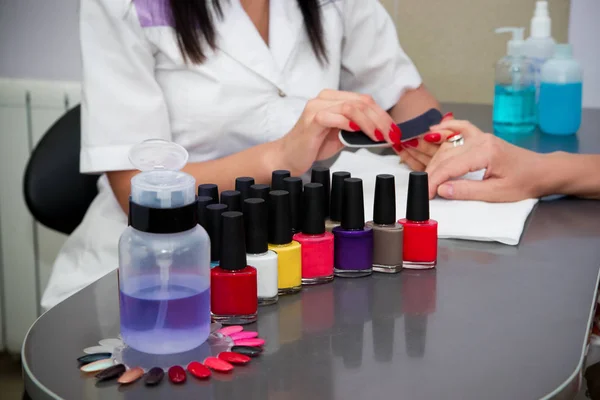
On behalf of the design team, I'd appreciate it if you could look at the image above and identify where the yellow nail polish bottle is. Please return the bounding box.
[267,190,302,295]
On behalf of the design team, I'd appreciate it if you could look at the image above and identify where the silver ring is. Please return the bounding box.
[447,134,465,147]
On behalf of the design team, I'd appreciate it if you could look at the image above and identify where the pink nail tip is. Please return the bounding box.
[204,357,234,373]
[229,331,258,340]
[233,338,265,347]
[217,325,244,336]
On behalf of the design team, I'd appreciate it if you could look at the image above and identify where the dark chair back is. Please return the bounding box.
[23,105,100,235]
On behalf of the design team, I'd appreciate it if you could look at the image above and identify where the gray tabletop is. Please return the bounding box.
[23,104,600,400]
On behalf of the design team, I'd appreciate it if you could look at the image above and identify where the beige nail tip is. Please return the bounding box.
[80,359,114,372]
[118,367,144,384]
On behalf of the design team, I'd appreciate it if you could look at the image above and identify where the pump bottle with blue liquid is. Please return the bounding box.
[119,139,211,355]
[493,27,537,135]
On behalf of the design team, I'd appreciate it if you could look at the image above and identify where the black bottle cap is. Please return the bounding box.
[406,172,429,222]
[197,195,215,229]
[268,190,292,244]
[311,167,331,217]
[198,183,218,202]
[302,183,325,235]
[330,171,350,222]
[249,184,270,201]
[206,203,228,261]
[243,198,268,254]
[235,177,255,201]
[373,174,396,224]
[219,211,247,271]
[341,178,365,230]
[271,170,290,191]
[283,177,303,233]
[220,190,242,212]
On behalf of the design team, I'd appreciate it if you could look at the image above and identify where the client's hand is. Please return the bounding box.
[425,120,544,202]
[393,112,457,171]
[278,89,398,175]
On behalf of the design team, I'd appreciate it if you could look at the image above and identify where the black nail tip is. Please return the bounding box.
[144,367,165,386]
[95,364,126,381]
[231,345,263,357]
[77,353,112,365]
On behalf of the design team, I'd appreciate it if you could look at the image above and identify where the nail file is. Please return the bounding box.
[339,108,443,148]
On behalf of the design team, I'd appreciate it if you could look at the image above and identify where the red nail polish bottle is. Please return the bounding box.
[398,172,437,269]
[211,211,258,325]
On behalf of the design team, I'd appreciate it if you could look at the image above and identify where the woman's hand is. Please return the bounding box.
[425,120,545,202]
[276,89,401,175]
[393,112,457,171]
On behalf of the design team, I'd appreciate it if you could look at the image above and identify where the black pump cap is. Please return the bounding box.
[220,190,242,212]
[219,211,247,271]
[198,184,218,202]
[249,184,270,201]
[406,172,429,222]
[302,183,326,235]
[268,190,292,244]
[283,177,303,233]
[341,178,365,230]
[271,170,290,191]
[330,171,350,222]
[243,198,268,254]
[373,174,396,224]
[235,177,255,201]
[311,167,331,217]
[206,204,228,261]
[197,195,215,229]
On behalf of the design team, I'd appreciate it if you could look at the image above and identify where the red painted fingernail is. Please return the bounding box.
[168,365,187,383]
[218,352,251,365]
[187,362,211,379]
[392,142,403,152]
[424,133,441,143]
[403,138,419,148]
[442,112,454,120]
[349,121,360,131]
[447,132,460,140]
[389,123,402,144]
[374,129,384,142]
[204,357,234,373]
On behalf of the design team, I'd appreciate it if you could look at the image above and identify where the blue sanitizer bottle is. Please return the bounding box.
[493,27,537,135]
[538,44,583,135]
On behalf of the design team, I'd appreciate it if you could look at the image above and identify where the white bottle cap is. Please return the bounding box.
[129,139,196,209]
[531,0,551,38]
[495,27,525,57]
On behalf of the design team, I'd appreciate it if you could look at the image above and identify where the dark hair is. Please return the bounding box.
[169,0,327,64]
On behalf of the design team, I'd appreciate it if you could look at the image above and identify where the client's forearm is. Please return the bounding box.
[538,152,600,199]
[388,84,440,123]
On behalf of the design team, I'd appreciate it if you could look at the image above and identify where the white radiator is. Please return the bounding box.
[0,78,81,353]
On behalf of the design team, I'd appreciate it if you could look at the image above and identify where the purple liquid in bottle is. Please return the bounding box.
[333,227,373,277]
[119,274,210,354]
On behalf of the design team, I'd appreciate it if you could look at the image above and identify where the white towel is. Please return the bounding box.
[329,149,538,245]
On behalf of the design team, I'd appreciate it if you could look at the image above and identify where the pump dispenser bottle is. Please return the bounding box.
[493,27,536,135]
[524,0,556,82]
[119,139,211,355]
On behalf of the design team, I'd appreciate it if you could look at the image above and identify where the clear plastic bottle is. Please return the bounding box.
[539,44,583,135]
[119,139,211,355]
[493,27,537,135]
[524,0,556,90]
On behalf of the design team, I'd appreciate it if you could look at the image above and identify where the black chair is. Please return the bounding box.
[23,105,100,235]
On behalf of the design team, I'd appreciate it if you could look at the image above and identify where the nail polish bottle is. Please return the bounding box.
[243,198,279,305]
[311,167,331,218]
[210,211,258,325]
[220,190,242,212]
[198,183,218,202]
[249,184,270,201]
[271,170,290,191]
[235,177,255,202]
[293,183,334,285]
[197,195,215,229]
[398,172,438,269]
[366,174,403,274]
[267,190,302,295]
[206,204,228,269]
[325,171,350,232]
[283,177,303,234]
[332,178,373,277]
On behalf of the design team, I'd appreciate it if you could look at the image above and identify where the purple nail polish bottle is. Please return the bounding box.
[332,178,373,278]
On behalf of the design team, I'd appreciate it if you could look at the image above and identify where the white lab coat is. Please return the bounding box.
[41,0,422,309]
